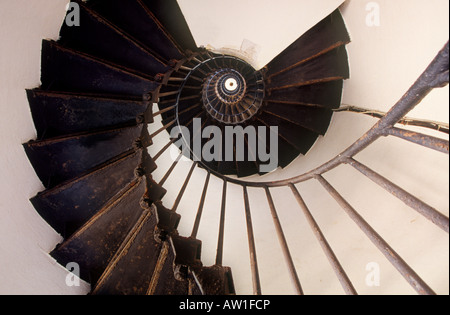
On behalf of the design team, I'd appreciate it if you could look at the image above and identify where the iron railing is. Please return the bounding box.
[149,41,449,295]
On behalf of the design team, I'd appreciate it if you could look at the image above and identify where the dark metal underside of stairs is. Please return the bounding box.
[25,0,238,295]
[23,0,448,295]
[23,0,350,295]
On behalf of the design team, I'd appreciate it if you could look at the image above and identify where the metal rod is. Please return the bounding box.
[384,127,449,154]
[152,105,176,117]
[264,186,304,295]
[172,162,197,212]
[179,65,193,71]
[346,158,449,233]
[289,184,357,295]
[158,153,182,186]
[315,174,436,295]
[146,241,169,295]
[191,171,211,239]
[215,179,227,266]
[167,77,185,82]
[191,56,202,64]
[243,185,262,295]
[158,90,180,98]
[153,137,178,162]
[151,101,200,166]
[150,120,176,138]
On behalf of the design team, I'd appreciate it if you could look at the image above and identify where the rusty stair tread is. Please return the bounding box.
[148,238,201,295]
[265,45,350,91]
[59,0,171,77]
[193,265,236,295]
[40,40,160,96]
[92,202,206,295]
[91,204,164,295]
[265,8,350,78]
[87,0,185,62]
[140,0,198,53]
[51,177,147,283]
[261,103,334,135]
[24,124,151,188]
[30,150,144,237]
[265,79,344,110]
[24,0,238,296]
[26,89,151,139]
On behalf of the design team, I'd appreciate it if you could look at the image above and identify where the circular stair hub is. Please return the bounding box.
[224,78,237,92]
[203,67,253,124]
[183,56,265,125]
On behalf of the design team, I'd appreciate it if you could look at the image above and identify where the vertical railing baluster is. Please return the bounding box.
[289,183,357,295]
[149,42,449,295]
[243,185,262,295]
[153,137,179,162]
[345,157,449,233]
[172,162,197,212]
[315,174,436,295]
[150,120,176,138]
[191,171,211,239]
[152,104,177,118]
[158,152,182,186]
[384,127,449,154]
[215,179,227,266]
[264,186,304,295]
[151,111,200,162]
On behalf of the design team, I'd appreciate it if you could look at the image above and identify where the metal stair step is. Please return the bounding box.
[59,0,171,77]
[40,40,160,96]
[87,0,185,62]
[50,177,147,283]
[26,89,151,139]
[30,150,144,237]
[24,124,150,188]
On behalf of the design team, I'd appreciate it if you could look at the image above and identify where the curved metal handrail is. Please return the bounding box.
[195,41,449,188]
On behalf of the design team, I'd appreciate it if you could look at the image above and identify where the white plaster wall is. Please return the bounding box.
[0,0,90,294]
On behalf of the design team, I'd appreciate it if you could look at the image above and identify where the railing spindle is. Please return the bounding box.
[153,137,179,162]
[152,104,177,118]
[215,179,227,266]
[158,152,182,186]
[289,183,357,295]
[172,162,197,212]
[384,127,449,154]
[158,90,180,98]
[264,186,304,295]
[346,158,449,233]
[243,185,262,295]
[315,174,436,295]
[150,42,449,295]
[151,120,176,138]
[191,171,211,239]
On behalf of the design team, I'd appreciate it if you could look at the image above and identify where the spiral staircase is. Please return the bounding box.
[21,0,449,295]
